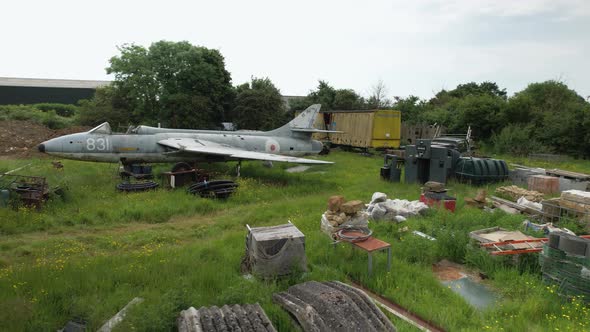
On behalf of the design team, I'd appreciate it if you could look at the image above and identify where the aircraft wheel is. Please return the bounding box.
[172,162,193,173]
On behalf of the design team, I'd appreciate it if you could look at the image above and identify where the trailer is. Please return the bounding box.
[301,109,401,149]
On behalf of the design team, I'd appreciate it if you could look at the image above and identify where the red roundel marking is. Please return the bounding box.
[270,144,276,152]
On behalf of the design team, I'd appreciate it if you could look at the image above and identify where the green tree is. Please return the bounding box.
[450,94,505,138]
[308,80,337,110]
[422,82,508,139]
[78,86,131,127]
[333,89,365,110]
[434,81,507,101]
[289,81,366,111]
[503,81,590,156]
[393,95,427,123]
[232,77,287,130]
[107,40,234,128]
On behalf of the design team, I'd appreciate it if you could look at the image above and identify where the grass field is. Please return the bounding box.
[0,151,589,331]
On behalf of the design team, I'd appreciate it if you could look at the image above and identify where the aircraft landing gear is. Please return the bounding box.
[236,160,242,177]
[172,162,193,173]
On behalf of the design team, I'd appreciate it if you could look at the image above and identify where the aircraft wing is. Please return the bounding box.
[291,128,343,133]
[158,138,333,164]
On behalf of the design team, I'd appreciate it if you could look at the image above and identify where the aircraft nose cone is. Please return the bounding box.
[38,143,45,153]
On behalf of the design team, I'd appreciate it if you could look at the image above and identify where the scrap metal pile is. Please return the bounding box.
[115,163,238,199]
[117,164,159,192]
[187,180,238,199]
[0,174,54,209]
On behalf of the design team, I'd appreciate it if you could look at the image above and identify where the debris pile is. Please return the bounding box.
[495,185,544,202]
[116,181,159,192]
[177,304,276,332]
[539,233,590,301]
[559,190,590,223]
[187,180,238,199]
[472,229,544,254]
[420,181,456,212]
[0,174,53,210]
[470,227,542,253]
[523,220,576,236]
[464,190,487,208]
[536,190,590,225]
[117,165,159,192]
[516,196,542,211]
[367,192,428,222]
[321,196,369,237]
[510,165,590,192]
[273,281,396,332]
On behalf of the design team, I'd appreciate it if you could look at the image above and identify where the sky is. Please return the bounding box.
[2,0,589,100]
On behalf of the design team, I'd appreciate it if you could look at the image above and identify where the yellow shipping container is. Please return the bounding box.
[305,109,401,149]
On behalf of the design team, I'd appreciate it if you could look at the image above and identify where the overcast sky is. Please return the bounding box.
[2,0,589,99]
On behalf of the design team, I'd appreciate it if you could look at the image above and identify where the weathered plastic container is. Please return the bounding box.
[454,157,509,184]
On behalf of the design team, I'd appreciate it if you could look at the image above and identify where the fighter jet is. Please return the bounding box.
[38,104,335,172]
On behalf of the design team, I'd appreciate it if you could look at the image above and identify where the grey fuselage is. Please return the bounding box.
[39,126,324,164]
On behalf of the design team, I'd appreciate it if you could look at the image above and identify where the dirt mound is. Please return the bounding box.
[0,120,90,158]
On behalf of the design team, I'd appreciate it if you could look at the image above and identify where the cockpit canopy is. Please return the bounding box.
[88,122,112,134]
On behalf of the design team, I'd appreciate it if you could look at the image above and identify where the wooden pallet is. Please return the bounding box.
[481,235,590,255]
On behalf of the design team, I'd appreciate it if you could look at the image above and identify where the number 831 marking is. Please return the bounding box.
[86,138,108,151]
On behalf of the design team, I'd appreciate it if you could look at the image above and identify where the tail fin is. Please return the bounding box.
[266,104,322,136]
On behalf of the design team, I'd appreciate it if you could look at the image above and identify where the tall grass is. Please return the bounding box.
[0,152,589,331]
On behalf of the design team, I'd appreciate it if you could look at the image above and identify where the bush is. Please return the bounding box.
[0,104,74,129]
[491,124,548,156]
[77,86,132,127]
[33,103,78,117]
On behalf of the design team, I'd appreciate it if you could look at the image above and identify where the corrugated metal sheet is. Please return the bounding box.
[177,303,277,332]
[0,77,110,89]
[273,281,396,332]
